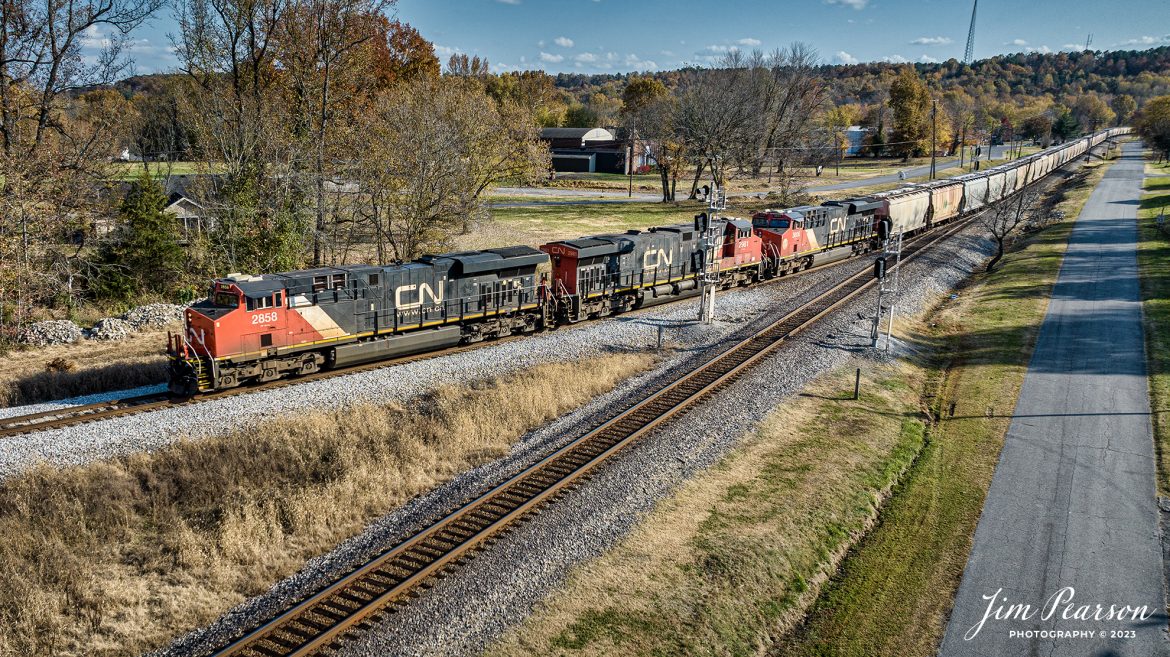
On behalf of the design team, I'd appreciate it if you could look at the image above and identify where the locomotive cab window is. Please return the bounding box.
[331,274,345,289]
[247,296,272,311]
[312,275,327,292]
[368,274,379,286]
[213,291,239,308]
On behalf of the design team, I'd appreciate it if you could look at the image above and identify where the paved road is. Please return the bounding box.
[804,145,1011,194]
[939,141,1167,656]
[492,147,1012,207]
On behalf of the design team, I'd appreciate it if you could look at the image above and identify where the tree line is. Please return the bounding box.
[0,0,549,340]
[2,1,1168,345]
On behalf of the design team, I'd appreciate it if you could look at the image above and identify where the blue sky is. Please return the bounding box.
[114,0,1170,75]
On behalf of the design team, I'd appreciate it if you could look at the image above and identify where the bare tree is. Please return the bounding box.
[0,0,161,335]
[980,188,1040,272]
[275,0,392,265]
[352,78,548,262]
[674,52,757,197]
[750,43,830,178]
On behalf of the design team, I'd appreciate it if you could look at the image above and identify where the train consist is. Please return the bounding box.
[168,128,1126,394]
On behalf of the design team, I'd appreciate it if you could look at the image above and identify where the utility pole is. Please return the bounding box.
[627,140,634,198]
[930,99,938,179]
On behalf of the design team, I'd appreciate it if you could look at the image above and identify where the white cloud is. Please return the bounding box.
[554,36,574,48]
[1061,43,1083,51]
[918,54,940,63]
[624,53,657,70]
[1007,38,1028,47]
[434,44,460,57]
[737,37,762,47]
[660,49,675,57]
[835,50,859,65]
[1118,35,1170,46]
[79,25,113,50]
[881,54,909,63]
[539,52,564,63]
[574,52,598,63]
[911,36,952,46]
[824,0,868,9]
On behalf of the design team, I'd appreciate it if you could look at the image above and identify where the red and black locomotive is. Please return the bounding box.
[169,129,1125,394]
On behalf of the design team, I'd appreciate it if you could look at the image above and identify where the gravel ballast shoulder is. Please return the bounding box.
[146,218,999,657]
[0,252,854,479]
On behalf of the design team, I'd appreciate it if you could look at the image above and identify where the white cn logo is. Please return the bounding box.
[642,248,673,269]
[395,279,445,310]
[830,217,847,233]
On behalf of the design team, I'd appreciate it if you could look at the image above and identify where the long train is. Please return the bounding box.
[167,128,1128,394]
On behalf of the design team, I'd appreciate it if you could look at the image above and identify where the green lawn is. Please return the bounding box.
[1137,155,1170,495]
[108,161,218,180]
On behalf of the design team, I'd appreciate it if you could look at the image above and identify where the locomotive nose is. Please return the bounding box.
[184,308,216,355]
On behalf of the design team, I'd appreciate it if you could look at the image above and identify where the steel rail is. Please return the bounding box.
[0,140,1111,440]
[207,215,974,657]
[0,241,864,439]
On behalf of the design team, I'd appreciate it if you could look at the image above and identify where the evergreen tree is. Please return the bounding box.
[888,68,932,158]
[1051,107,1080,142]
[96,170,185,300]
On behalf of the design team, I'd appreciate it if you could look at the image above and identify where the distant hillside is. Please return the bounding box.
[550,46,1170,106]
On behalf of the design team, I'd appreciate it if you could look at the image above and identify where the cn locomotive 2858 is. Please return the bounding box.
[168,128,1126,394]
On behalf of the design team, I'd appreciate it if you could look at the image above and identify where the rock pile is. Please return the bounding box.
[122,304,185,330]
[16,320,84,347]
[88,317,133,341]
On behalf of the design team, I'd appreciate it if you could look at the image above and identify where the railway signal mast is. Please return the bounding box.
[696,182,724,325]
[870,219,904,350]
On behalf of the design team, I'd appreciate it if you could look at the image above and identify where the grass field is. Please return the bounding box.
[780,157,1114,657]
[1137,155,1170,495]
[0,329,172,407]
[0,353,654,657]
[108,161,216,180]
[455,201,712,251]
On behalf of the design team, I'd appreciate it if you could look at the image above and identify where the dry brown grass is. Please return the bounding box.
[0,352,654,657]
[486,361,927,657]
[0,329,172,407]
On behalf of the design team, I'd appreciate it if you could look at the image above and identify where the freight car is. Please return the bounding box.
[168,128,1128,393]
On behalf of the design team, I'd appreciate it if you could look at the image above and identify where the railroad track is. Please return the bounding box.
[0,240,864,440]
[206,215,973,657]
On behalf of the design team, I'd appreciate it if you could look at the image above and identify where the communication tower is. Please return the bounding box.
[964,0,978,64]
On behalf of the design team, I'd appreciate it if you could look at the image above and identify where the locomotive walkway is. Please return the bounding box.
[939,141,1168,656]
